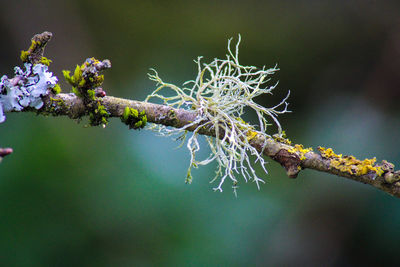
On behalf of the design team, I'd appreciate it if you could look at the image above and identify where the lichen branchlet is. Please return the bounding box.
[145,35,290,193]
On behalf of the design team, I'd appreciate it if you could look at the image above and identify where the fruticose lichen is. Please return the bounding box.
[0,63,58,123]
[145,36,290,192]
[318,146,384,177]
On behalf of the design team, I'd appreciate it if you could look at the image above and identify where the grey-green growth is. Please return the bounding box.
[145,35,290,193]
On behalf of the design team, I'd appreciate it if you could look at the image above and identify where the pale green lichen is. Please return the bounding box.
[145,35,290,193]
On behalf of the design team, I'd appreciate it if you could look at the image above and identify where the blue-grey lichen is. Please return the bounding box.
[0,63,58,123]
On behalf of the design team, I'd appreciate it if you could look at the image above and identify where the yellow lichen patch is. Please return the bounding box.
[273,133,292,145]
[318,147,342,159]
[318,146,383,176]
[288,144,313,160]
[246,130,258,141]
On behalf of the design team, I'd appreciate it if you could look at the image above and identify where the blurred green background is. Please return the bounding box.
[1,0,400,266]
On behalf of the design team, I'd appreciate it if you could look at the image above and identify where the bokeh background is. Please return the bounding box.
[1,0,400,266]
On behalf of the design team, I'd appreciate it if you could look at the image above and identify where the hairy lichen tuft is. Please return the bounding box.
[145,35,290,192]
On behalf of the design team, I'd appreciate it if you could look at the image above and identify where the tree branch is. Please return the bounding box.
[34,93,400,197]
[2,31,400,198]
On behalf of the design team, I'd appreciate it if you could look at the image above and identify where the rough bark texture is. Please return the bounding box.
[33,93,400,198]
[3,31,400,198]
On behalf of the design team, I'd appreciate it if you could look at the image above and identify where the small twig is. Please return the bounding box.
[0,147,13,162]
[20,31,52,65]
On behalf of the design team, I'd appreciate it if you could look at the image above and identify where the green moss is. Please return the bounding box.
[47,97,67,116]
[63,70,73,84]
[52,84,61,94]
[73,65,82,83]
[63,58,107,98]
[89,102,109,127]
[62,57,111,127]
[71,87,81,97]
[121,107,147,130]
[87,89,96,100]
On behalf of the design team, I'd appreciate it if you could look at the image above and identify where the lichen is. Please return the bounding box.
[39,57,52,66]
[20,40,41,63]
[121,106,147,130]
[47,97,66,116]
[318,146,384,177]
[273,131,292,145]
[246,130,258,141]
[145,35,290,192]
[0,63,58,123]
[287,144,313,160]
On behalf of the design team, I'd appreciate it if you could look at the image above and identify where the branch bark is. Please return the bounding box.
[31,93,400,198]
[2,31,400,198]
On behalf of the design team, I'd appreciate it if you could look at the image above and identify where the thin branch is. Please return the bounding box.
[2,31,400,198]
[30,93,400,198]
[0,147,13,162]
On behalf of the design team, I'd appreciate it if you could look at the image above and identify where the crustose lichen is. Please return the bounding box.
[145,36,290,193]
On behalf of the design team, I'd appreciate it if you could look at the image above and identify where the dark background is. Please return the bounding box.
[1,0,400,266]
